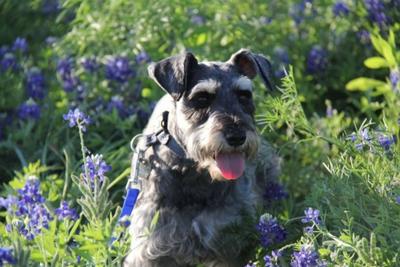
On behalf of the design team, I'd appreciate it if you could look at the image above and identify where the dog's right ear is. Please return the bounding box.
[148,52,198,101]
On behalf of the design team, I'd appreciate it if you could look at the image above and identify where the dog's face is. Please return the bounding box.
[148,49,273,181]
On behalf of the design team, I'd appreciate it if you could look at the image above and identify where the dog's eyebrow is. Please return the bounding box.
[233,76,253,92]
[188,79,220,98]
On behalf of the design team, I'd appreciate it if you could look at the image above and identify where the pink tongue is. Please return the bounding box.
[216,152,245,180]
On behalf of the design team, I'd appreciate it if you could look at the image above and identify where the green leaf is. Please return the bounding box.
[346,78,386,91]
[196,33,207,46]
[149,210,160,232]
[388,29,395,48]
[339,233,352,243]
[370,35,384,55]
[363,57,388,69]
[318,248,331,257]
[380,39,396,67]
[141,88,153,98]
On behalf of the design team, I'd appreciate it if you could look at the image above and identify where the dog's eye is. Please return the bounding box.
[191,92,215,108]
[236,90,252,103]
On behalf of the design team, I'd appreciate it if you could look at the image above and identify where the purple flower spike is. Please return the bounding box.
[82,154,112,185]
[390,68,399,91]
[332,1,350,17]
[301,207,321,225]
[8,178,54,240]
[12,37,28,53]
[105,56,134,83]
[256,214,286,248]
[264,250,282,267]
[0,247,16,266]
[26,68,46,100]
[57,57,80,92]
[291,245,325,267]
[306,46,328,75]
[135,51,151,64]
[63,108,91,132]
[1,53,18,72]
[364,0,389,28]
[18,100,41,120]
[81,57,99,73]
[55,201,79,221]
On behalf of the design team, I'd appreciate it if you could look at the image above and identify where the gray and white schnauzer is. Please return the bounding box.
[124,49,280,267]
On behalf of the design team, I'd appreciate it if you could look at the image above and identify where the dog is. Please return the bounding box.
[124,49,280,267]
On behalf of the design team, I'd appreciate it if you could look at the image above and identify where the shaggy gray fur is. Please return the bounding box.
[124,49,280,267]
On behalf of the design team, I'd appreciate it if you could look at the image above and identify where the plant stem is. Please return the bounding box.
[78,122,89,180]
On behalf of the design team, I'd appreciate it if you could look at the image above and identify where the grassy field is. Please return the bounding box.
[0,0,400,266]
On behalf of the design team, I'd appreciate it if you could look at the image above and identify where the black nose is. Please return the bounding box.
[225,129,246,147]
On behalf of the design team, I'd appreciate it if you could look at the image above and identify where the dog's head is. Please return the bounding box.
[148,49,273,181]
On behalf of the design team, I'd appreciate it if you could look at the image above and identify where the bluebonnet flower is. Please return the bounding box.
[355,143,364,150]
[391,0,400,7]
[55,201,79,221]
[326,106,333,117]
[301,207,321,225]
[259,16,272,24]
[136,51,151,64]
[75,84,87,102]
[17,179,46,207]
[357,29,371,44]
[290,0,315,25]
[107,95,128,118]
[291,246,324,267]
[26,68,46,100]
[0,247,16,266]
[12,37,28,53]
[17,100,41,120]
[378,134,396,150]
[245,263,256,267]
[348,132,357,142]
[45,36,58,45]
[136,108,151,127]
[263,181,288,205]
[390,68,399,91]
[256,214,287,248]
[42,0,61,14]
[1,53,18,72]
[57,58,80,92]
[80,57,99,73]
[306,46,328,75]
[0,45,8,58]
[105,56,134,83]
[0,195,18,212]
[304,226,314,234]
[332,1,350,17]
[8,178,54,240]
[360,128,372,142]
[364,0,389,28]
[191,14,206,25]
[396,196,400,204]
[63,108,91,132]
[82,154,112,184]
[274,47,290,65]
[264,250,282,267]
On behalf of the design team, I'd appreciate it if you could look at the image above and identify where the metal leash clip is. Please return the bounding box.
[126,134,151,191]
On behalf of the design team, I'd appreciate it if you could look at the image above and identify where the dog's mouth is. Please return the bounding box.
[213,152,245,180]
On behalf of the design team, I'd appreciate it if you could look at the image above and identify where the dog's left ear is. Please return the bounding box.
[148,52,198,101]
[229,49,273,90]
